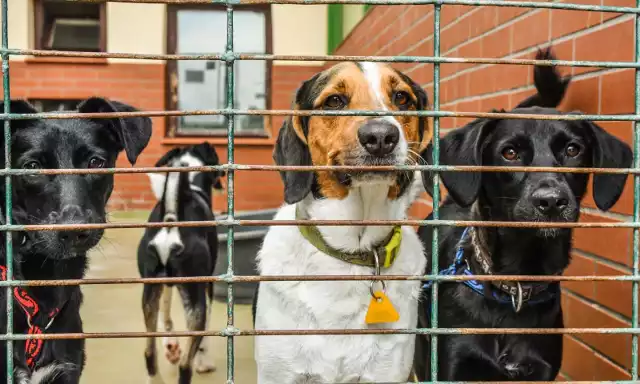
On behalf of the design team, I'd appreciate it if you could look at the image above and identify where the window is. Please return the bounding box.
[34,0,107,52]
[28,99,82,112]
[167,5,272,137]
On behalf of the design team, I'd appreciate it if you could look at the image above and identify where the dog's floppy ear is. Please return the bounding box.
[192,142,226,190]
[273,76,320,204]
[77,97,152,165]
[193,142,221,166]
[395,69,430,146]
[579,117,633,211]
[273,117,313,204]
[155,148,183,167]
[421,118,493,207]
[0,100,38,131]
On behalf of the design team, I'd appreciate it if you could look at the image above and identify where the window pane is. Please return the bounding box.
[175,9,267,134]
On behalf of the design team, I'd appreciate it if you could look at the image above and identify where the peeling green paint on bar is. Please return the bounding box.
[632,0,640,377]
[1,0,12,381]
[225,4,236,384]
[430,2,442,381]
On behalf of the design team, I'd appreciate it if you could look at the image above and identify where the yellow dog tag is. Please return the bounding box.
[365,291,399,324]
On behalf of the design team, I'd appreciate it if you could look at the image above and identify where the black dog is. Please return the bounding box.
[414,49,633,381]
[0,98,152,383]
[137,142,224,384]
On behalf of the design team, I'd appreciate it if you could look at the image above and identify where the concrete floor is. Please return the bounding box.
[80,212,257,383]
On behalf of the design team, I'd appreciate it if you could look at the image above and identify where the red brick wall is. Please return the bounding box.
[338,4,636,380]
[5,58,320,213]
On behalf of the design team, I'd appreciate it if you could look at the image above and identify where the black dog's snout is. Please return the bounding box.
[358,121,400,157]
[531,188,569,214]
[54,205,92,246]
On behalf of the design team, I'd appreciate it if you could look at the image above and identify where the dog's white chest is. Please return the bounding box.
[254,205,426,383]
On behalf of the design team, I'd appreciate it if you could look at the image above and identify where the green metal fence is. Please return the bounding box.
[1,0,640,383]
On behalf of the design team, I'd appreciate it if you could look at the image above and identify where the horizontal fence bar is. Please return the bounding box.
[71,0,640,13]
[4,50,640,69]
[0,327,639,341]
[3,164,639,176]
[0,274,637,288]
[4,109,640,121]
[4,219,639,231]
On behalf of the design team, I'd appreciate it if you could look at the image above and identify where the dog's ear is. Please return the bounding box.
[272,76,320,204]
[0,100,38,131]
[155,148,183,167]
[273,117,313,204]
[77,97,152,165]
[421,118,493,207]
[395,69,430,147]
[580,117,633,211]
[193,142,220,166]
[192,142,226,190]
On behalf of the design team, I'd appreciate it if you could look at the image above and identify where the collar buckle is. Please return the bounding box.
[511,282,524,313]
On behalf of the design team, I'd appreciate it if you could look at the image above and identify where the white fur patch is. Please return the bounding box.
[359,62,408,163]
[30,363,76,384]
[149,227,183,266]
[146,151,206,202]
[254,186,426,383]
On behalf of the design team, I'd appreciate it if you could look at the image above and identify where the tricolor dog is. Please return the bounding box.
[253,62,431,383]
[137,142,225,384]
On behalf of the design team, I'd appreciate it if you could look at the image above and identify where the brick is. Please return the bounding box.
[559,75,600,115]
[573,212,631,266]
[574,18,634,73]
[561,335,631,380]
[480,26,512,58]
[601,69,635,114]
[510,10,551,54]
[551,0,602,40]
[497,7,529,23]
[478,94,510,111]
[562,292,632,369]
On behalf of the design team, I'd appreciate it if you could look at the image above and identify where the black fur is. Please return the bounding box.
[0,98,152,383]
[414,48,633,381]
[137,142,224,384]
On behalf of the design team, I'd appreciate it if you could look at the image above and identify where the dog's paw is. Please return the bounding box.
[194,347,216,374]
[163,338,181,365]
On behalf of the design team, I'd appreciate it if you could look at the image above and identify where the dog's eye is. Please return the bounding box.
[565,144,581,158]
[501,147,519,161]
[393,91,411,107]
[23,161,41,170]
[88,157,106,169]
[323,95,347,110]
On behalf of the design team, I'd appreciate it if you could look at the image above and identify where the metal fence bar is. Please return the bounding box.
[633,0,640,376]
[6,50,640,68]
[69,0,640,12]
[2,0,12,381]
[430,1,442,380]
[7,109,640,121]
[225,3,237,383]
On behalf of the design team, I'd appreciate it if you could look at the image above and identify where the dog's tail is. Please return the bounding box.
[515,47,571,109]
[30,362,76,384]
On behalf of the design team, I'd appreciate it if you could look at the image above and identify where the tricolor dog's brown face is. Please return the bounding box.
[274,62,431,204]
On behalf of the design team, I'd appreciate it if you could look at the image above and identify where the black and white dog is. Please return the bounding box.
[137,142,225,384]
[0,98,152,383]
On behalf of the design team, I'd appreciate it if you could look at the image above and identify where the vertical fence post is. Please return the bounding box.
[632,0,640,377]
[430,1,442,382]
[225,3,236,384]
[1,0,12,382]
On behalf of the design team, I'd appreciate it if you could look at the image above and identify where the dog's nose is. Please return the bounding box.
[55,205,92,246]
[358,121,400,157]
[531,188,569,214]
